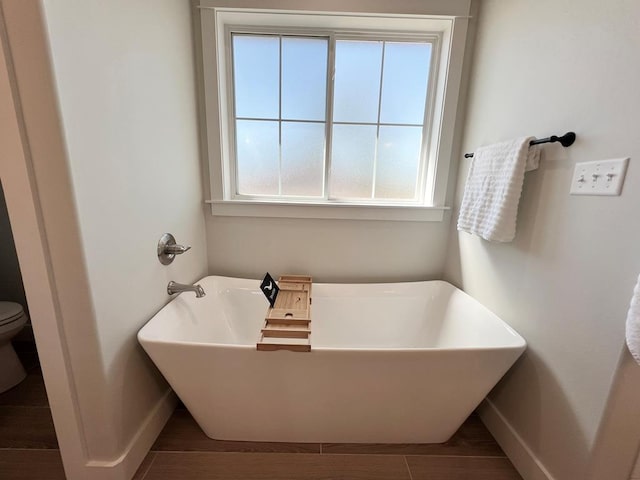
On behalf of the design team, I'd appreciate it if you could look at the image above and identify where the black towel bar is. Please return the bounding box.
[464,132,576,158]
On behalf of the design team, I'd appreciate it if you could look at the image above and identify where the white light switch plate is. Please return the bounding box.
[570,157,629,196]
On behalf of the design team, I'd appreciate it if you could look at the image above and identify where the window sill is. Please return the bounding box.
[206,200,449,222]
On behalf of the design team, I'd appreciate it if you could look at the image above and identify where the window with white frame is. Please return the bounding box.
[200,7,469,220]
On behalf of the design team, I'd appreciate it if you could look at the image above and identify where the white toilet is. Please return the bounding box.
[0,301,28,393]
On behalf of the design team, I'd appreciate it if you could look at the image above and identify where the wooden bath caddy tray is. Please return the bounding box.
[257,275,312,352]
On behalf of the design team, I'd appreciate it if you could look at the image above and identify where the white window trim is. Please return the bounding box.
[198,2,470,222]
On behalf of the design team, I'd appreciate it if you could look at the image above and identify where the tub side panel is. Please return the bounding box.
[141,341,524,443]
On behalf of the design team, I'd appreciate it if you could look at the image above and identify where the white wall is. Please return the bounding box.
[2,0,206,477]
[444,0,640,478]
[207,216,451,282]
[40,0,207,460]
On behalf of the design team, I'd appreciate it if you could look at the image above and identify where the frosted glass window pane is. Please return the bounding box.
[380,42,432,125]
[330,125,377,199]
[281,122,325,196]
[235,120,279,195]
[333,41,383,123]
[380,42,431,125]
[233,35,279,119]
[375,126,422,200]
[282,38,328,121]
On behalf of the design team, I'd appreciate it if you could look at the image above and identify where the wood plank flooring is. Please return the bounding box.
[1,343,523,479]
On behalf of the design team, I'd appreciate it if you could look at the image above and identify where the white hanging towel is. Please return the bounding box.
[626,274,640,364]
[457,136,540,242]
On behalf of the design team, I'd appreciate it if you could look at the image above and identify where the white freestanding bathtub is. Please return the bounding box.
[138,276,525,443]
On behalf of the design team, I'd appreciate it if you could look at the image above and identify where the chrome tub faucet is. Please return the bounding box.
[167,281,206,298]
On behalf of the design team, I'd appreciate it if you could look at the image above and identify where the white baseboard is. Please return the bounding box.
[84,388,177,480]
[478,398,555,480]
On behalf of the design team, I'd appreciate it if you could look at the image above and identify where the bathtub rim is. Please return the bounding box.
[137,337,526,353]
[138,275,527,353]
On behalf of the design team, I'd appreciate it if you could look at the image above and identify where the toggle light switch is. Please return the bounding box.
[570,157,629,196]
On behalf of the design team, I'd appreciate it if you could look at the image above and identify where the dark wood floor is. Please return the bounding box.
[0,344,522,479]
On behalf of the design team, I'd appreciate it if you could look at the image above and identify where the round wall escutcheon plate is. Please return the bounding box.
[157,233,177,265]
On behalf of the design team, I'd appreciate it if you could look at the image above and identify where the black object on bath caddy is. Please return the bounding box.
[260,272,279,307]
[464,131,576,158]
